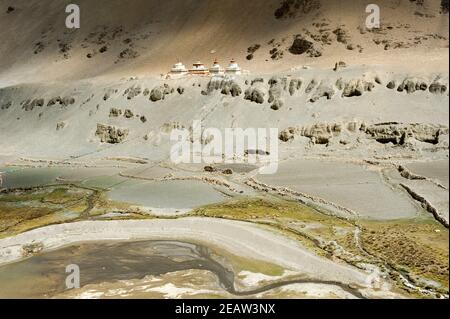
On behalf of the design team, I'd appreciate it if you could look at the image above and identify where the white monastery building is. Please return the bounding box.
[209,59,224,75]
[168,59,241,77]
[169,61,188,77]
[225,59,241,75]
[189,61,209,75]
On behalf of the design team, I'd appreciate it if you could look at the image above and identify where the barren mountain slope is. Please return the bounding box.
[0,0,448,84]
[0,0,448,161]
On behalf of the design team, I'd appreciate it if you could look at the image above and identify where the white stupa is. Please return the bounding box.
[225,59,241,75]
[170,61,188,77]
[209,59,224,75]
[189,61,209,75]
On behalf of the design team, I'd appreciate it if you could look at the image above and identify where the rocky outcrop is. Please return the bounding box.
[333,27,350,44]
[161,122,185,133]
[56,121,66,130]
[386,80,396,89]
[342,79,374,97]
[222,82,242,97]
[270,99,284,110]
[309,81,335,102]
[124,109,134,118]
[305,79,317,93]
[150,88,164,101]
[289,37,321,57]
[300,123,343,144]
[150,84,174,102]
[279,127,295,142]
[47,97,61,106]
[268,76,287,92]
[279,121,448,146]
[288,78,302,95]
[207,77,242,97]
[335,78,345,90]
[244,79,267,104]
[109,107,122,117]
[398,165,426,181]
[279,122,347,144]
[396,78,428,94]
[103,89,115,101]
[22,98,44,111]
[251,78,264,85]
[274,0,320,19]
[222,168,233,175]
[61,97,75,107]
[429,81,447,94]
[95,124,129,144]
[22,242,44,257]
[400,183,449,228]
[342,80,363,97]
[244,87,265,104]
[374,76,382,85]
[124,86,142,100]
[365,123,448,145]
[47,96,75,107]
[118,48,139,61]
[204,165,216,172]
[0,101,11,110]
[333,61,347,71]
[268,76,286,110]
[246,44,261,60]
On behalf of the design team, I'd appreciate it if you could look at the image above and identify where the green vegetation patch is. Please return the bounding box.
[360,218,449,293]
[41,188,87,205]
[190,196,449,297]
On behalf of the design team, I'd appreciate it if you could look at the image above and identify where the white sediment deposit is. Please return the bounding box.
[0,218,371,287]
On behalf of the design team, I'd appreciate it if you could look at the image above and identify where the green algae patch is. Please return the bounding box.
[41,187,87,205]
[0,184,151,239]
[0,205,57,234]
[190,196,352,232]
[0,187,84,238]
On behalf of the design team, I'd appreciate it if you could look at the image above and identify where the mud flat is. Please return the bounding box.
[0,166,122,189]
[0,218,373,288]
[257,159,420,219]
[0,167,65,189]
[401,181,449,226]
[0,240,369,299]
[107,179,226,209]
[383,161,449,226]
[0,240,234,298]
[404,160,449,188]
